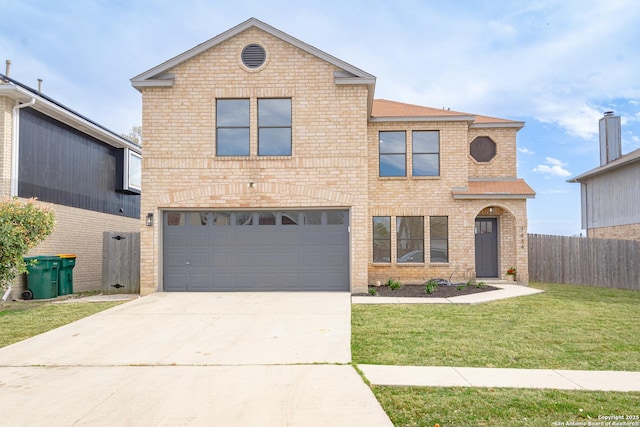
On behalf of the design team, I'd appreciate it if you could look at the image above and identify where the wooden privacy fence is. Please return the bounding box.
[528,233,640,290]
[102,231,140,294]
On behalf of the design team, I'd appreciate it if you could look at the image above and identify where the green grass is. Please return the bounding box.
[373,386,640,427]
[0,300,124,348]
[352,283,640,370]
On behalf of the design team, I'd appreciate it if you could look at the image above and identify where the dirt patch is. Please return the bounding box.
[355,282,499,298]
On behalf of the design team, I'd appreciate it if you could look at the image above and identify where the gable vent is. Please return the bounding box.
[241,44,266,69]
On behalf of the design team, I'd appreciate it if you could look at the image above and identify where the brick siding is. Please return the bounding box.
[588,223,640,241]
[139,26,531,294]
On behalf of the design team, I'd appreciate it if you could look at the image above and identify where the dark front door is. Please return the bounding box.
[475,218,498,278]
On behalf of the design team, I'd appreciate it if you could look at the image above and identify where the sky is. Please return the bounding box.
[1,0,639,236]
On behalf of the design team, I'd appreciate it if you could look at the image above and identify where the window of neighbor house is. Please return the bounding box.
[373,216,391,262]
[379,131,406,176]
[258,99,292,156]
[412,131,439,176]
[216,99,250,156]
[430,216,448,263]
[397,216,424,263]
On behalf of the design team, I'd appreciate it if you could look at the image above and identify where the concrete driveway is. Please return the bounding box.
[0,292,392,426]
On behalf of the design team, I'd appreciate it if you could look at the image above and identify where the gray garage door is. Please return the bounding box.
[163,210,349,291]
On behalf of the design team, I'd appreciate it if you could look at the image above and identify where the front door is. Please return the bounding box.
[475,218,498,277]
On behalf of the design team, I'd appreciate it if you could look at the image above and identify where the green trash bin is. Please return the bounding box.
[57,254,77,296]
[23,256,61,300]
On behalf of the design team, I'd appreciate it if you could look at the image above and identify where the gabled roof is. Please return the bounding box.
[131,17,376,89]
[0,73,140,152]
[451,179,536,199]
[567,147,640,183]
[371,99,524,129]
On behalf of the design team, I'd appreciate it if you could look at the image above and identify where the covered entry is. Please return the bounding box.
[163,210,349,291]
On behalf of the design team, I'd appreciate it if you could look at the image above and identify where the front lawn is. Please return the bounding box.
[352,283,640,370]
[0,300,124,348]
[373,386,640,427]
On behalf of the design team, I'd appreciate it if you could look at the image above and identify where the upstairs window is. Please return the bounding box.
[379,131,406,176]
[216,99,250,156]
[258,99,292,156]
[412,131,439,176]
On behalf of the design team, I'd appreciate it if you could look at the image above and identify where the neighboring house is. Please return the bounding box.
[568,112,640,240]
[0,71,142,298]
[131,18,535,295]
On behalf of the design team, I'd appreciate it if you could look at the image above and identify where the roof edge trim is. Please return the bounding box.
[452,193,536,200]
[470,121,525,130]
[370,115,476,123]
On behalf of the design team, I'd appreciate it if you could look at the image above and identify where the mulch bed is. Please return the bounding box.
[355,282,499,298]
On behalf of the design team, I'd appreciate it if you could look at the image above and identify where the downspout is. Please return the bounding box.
[10,97,36,196]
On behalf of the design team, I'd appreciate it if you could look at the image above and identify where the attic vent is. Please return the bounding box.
[241,44,266,69]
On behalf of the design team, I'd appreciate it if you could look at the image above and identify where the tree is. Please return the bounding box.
[122,126,142,146]
[0,198,56,291]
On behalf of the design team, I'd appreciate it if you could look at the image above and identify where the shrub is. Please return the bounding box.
[368,288,378,296]
[0,198,55,291]
[424,279,438,294]
[386,278,402,290]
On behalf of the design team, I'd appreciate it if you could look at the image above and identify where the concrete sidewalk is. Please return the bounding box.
[359,364,640,392]
[356,284,640,393]
[352,283,544,305]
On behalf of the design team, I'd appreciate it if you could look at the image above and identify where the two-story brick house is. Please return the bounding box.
[132,18,534,295]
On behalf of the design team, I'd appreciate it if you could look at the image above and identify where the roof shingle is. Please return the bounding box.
[452,179,536,199]
[372,99,522,127]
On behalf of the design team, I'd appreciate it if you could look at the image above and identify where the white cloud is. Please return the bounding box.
[518,147,534,154]
[533,157,572,178]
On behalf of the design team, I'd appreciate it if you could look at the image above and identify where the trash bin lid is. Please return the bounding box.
[24,255,61,261]
[57,254,77,259]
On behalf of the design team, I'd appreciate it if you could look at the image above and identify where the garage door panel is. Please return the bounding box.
[255,230,278,245]
[211,230,232,245]
[165,253,188,268]
[278,252,301,267]
[164,233,187,248]
[188,274,211,291]
[234,254,255,267]
[211,252,232,266]
[255,252,279,266]
[326,252,347,267]
[302,231,326,246]
[163,210,349,292]
[301,253,324,266]
[277,231,300,246]
[164,273,187,291]
[232,273,255,290]
[233,232,255,246]
[188,253,209,267]
[211,273,232,286]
